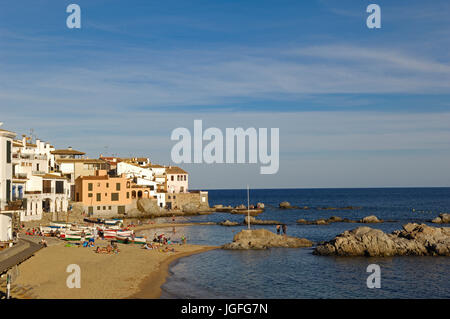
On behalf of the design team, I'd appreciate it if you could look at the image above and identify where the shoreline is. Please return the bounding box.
[2,240,218,299]
[130,246,219,299]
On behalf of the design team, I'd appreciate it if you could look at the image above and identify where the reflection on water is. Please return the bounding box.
[142,188,450,299]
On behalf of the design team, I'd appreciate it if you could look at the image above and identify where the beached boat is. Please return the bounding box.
[49,222,72,229]
[65,234,81,241]
[116,235,146,244]
[104,219,123,225]
[116,230,133,237]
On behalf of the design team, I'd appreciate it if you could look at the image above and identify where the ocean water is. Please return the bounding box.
[145,188,450,298]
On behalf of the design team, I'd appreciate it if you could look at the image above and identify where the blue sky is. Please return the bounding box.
[1,0,450,188]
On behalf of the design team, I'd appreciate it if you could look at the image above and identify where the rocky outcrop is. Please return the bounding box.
[244,216,282,225]
[431,213,450,224]
[297,215,385,225]
[279,201,295,209]
[219,220,240,226]
[137,198,163,216]
[360,215,383,223]
[230,209,263,216]
[223,229,313,250]
[314,223,450,256]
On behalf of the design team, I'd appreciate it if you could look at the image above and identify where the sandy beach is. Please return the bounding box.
[3,239,217,299]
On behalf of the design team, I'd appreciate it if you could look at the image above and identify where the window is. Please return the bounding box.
[171,176,174,181]
[127,192,130,199]
[116,183,121,191]
[103,206,106,210]
[43,180,52,194]
[97,183,100,187]
[96,193,101,201]
[55,181,64,194]
[88,193,93,198]
[106,183,109,188]
[118,206,125,214]
[108,206,112,210]
[6,140,11,164]
[6,179,11,202]
[184,175,187,181]
[88,183,93,191]
[88,206,93,214]
[97,206,101,210]
[111,193,119,201]
[36,163,40,172]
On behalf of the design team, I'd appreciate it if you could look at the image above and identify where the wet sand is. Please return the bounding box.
[5,240,217,299]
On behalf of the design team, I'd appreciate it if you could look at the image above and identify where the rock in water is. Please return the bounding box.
[314,223,450,256]
[360,215,383,223]
[219,220,240,226]
[223,229,313,250]
[431,213,450,224]
[279,201,292,209]
[244,216,282,225]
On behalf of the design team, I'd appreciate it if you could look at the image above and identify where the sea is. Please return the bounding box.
[139,188,450,299]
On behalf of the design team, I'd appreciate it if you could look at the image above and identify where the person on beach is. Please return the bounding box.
[282,224,287,237]
[40,238,48,247]
[276,225,281,235]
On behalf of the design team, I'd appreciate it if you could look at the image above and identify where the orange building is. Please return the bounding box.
[74,170,151,217]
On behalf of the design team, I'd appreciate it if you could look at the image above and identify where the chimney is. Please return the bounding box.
[68,146,73,150]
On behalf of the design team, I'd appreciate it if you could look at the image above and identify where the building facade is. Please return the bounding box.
[0,126,16,241]
[75,170,152,217]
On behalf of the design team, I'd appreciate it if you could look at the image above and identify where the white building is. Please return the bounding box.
[117,161,154,180]
[20,173,70,222]
[0,125,16,241]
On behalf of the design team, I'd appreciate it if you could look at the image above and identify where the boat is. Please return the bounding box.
[116,230,133,237]
[104,219,122,226]
[49,222,72,229]
[83,218,104,224]
[132,236,147,244]
[116,235,146,244]
[65,234,81,241]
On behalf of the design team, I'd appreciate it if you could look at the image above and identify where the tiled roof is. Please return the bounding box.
[166,166,188,174]
[51,149,85,155]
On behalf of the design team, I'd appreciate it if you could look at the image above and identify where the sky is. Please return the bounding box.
[1,0,450,189]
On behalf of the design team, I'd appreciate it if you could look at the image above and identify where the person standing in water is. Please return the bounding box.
[282,224,287,237]
[276,225,281,235]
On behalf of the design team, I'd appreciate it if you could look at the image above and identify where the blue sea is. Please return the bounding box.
[140,188,450,299]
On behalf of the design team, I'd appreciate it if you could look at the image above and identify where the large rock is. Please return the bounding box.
[136,198,162,216]
[126,208,143,218]
[314,223,450,256]
[244,216,282,225]
[279,201,292,209]
[219,220,240,226]
[182,202,200,214]
[223,229,313,250]
[360,215,383,223]
[431,213,450,224]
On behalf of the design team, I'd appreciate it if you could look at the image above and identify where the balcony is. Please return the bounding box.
[43,187,54,194]
[12,153,47,161]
